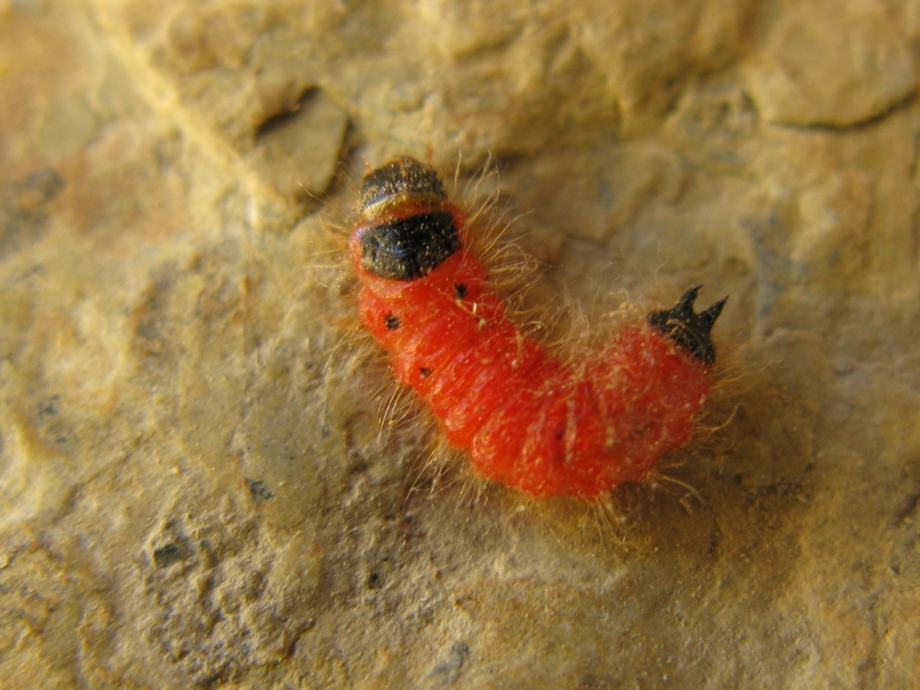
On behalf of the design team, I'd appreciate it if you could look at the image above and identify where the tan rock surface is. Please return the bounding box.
[743,0,916,127]
[1,0,919,687]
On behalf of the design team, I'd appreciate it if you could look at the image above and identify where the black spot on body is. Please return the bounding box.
[385,314,401,330]
[454,283,468,299]
[360,211,460,280]
[419,367,432,378]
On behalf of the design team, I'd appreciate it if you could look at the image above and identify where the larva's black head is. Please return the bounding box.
[649,285,727,365]
[361,157,447,219]
[357,158,461,280]
[359,211,461,280]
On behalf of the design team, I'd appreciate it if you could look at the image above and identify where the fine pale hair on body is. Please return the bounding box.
[349,155,727,504]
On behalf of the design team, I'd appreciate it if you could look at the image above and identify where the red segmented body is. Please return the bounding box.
[349,157,725,502]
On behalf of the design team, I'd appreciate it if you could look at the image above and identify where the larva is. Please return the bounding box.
[349,157,726,502]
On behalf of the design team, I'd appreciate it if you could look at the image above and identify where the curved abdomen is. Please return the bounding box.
[355,246,711,501]
[349,156,723,502]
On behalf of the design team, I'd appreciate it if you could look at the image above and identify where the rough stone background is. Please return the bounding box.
[2,0,919,687]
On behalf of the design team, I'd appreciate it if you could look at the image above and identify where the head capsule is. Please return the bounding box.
[354,157,461,281]
[360,157,448,221]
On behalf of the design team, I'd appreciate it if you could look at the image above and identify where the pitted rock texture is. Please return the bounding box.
[1,0,919,687]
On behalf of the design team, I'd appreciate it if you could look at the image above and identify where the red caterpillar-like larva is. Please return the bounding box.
[349,157,726,502]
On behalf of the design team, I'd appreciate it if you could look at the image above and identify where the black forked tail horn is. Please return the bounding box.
[648,285,727,365]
